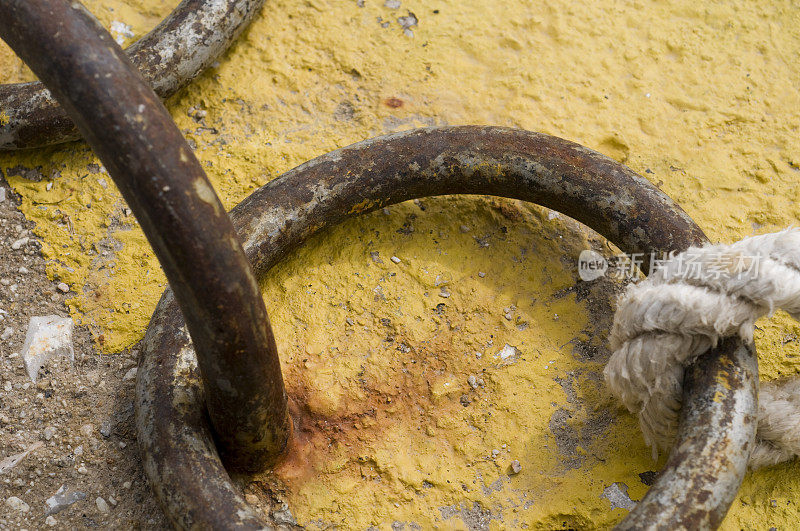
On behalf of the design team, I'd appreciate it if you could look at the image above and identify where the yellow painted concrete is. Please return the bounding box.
[1,0,800,528]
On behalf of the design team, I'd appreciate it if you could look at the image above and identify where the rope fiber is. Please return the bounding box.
[606,228,800,469]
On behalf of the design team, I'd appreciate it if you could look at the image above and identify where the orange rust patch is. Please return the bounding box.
[269,331,466,488]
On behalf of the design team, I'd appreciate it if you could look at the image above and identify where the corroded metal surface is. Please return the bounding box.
[135,126,755,528]
[0,0,265,150]
[616,337,758,530]
[0,0,290,482]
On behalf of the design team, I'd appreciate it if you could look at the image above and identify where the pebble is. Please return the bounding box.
[99,420,113,438]
[21,315,75,382]
[390,256,401,264]
[96,497,110,514]
[122,367,138,381]
[492,449,500,458]
[80,424,94,438]
[43,426,56,440]
[272,503,297,526]
[478,271,486,278]
[10,237,29,250]
[5,496,30,513]
[45,515,57,527]
[57,282,70,293]
[77,465,88,475]
[1,327,12,340]
[510,460,522,474]
[459,224,471,233]
[468,375,478,389]
[123,481,132,489]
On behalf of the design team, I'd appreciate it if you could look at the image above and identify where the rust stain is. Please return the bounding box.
[384,97,404,109]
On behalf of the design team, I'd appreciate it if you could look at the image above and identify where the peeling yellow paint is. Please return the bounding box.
[1,0,800,528]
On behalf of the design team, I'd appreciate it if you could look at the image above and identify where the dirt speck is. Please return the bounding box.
[384,97,404,109]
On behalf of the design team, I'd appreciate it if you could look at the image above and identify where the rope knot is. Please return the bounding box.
[605,228,800,468]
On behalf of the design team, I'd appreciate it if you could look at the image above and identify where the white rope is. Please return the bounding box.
[605,228,800,469]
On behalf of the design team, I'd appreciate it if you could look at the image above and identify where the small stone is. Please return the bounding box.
[74,445,84,456]
[95,497,110,514]
[390,256,401,264]
[272,503,297,526]
[1,327,12,341]
[0,188,5,202]
[80,424,94,438]
[18,266,29,274]
[495,343,520,365]
[439,288,451,298]
[123,481,132,489]
[245,493,259,505]
[10,237,29,250]
[510,460,522,474]
[492,449,500,458]
[45,515,57,527]
[108,496,117,506]
[122,367,137,381]
[398,12,418,33]
[21,315,75,382]
[478,271,486,278]
[57,283,69,293]
[5,496,29,513]
[77,465,88,475]
[468,375,478,389]
[99,421,113,438]
[43,426,56,440]
[345,318,355,326]
[459,224,470,233]
[384,0,400,8]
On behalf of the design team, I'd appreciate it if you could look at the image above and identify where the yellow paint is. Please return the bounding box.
[1,0,800,528]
